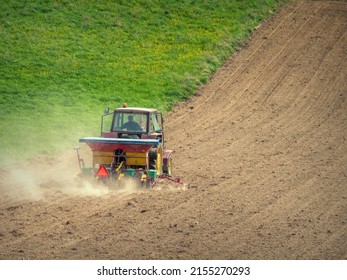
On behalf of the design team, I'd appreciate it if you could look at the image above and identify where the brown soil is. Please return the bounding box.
[0,0,346,260]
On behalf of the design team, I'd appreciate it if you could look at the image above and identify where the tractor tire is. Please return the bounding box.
[163,157,172,176]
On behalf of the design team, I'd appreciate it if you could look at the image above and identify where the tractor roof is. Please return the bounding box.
[114,107,158,113]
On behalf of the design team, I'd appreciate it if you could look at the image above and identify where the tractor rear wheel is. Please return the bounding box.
[163,157,172,176]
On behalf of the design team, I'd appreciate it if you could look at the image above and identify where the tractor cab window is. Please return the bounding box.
[112,112,148,133]
[149,113,162,133]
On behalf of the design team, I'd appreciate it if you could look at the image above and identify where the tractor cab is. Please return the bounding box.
[101,107,164,143]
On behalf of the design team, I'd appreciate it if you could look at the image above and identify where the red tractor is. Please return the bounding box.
[77,105,174,187]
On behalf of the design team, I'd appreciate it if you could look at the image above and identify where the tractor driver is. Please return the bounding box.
[121,115,142,131]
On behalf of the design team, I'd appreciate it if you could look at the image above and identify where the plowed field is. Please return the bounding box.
[0,0,346,260]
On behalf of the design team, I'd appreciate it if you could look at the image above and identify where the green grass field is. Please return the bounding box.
[0,0,285,164]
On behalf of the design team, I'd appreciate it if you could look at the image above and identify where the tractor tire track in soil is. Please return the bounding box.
[0,0,346,259]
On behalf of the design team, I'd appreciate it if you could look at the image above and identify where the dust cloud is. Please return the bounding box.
[0,149,144,201]
[0,167,107,201]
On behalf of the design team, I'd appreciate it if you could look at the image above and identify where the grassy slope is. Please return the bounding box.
[0,0,285,163]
